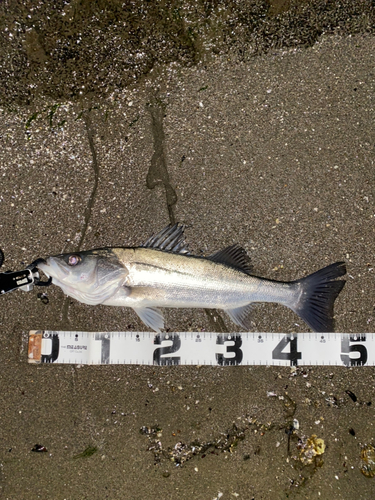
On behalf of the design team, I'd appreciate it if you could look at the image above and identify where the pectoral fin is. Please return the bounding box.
[133,307,164,332]
[225,303,255,330]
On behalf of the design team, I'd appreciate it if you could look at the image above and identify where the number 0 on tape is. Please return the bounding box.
[27,331,375,367]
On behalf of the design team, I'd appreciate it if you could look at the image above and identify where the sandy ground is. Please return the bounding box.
[0,15,375,500]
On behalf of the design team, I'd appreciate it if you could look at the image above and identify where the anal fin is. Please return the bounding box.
[133,307,164,333]
[225,303,254,330]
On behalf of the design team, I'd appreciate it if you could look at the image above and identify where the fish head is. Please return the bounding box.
[36,249,128,305]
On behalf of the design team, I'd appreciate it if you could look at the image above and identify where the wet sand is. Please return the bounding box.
[0,2,375,499]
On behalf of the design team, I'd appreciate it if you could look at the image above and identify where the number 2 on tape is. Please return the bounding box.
[153,334,181,365]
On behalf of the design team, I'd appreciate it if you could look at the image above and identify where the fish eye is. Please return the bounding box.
[68,254,81,266]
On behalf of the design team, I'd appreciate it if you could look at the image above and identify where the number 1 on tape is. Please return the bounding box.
[27,331,375,366]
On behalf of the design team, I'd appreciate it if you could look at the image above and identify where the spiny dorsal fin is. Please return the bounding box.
[142,223,189,254]
[208,244,253,274]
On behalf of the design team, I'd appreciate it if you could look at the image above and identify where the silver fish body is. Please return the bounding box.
[36,224,346,332]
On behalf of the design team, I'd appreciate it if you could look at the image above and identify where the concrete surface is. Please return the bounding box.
[0,1,375,499]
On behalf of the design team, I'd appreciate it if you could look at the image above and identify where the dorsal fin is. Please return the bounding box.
[142,223,189,254]
[208,244,253,274]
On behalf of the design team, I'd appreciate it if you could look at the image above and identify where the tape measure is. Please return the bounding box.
[27,331,374,366]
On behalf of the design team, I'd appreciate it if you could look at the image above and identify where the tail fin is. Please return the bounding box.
[292,262,346,332]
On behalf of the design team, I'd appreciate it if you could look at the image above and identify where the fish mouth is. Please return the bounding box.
[36,257,70,281]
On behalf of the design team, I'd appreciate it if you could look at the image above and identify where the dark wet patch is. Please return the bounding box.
[146,100,177,224]
[0,0,374,106]
[78,113,100,251]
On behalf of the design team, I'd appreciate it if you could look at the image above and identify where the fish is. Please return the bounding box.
[35,224,346,332]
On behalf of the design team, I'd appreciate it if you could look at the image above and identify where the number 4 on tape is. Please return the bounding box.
[27,331,375,366]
